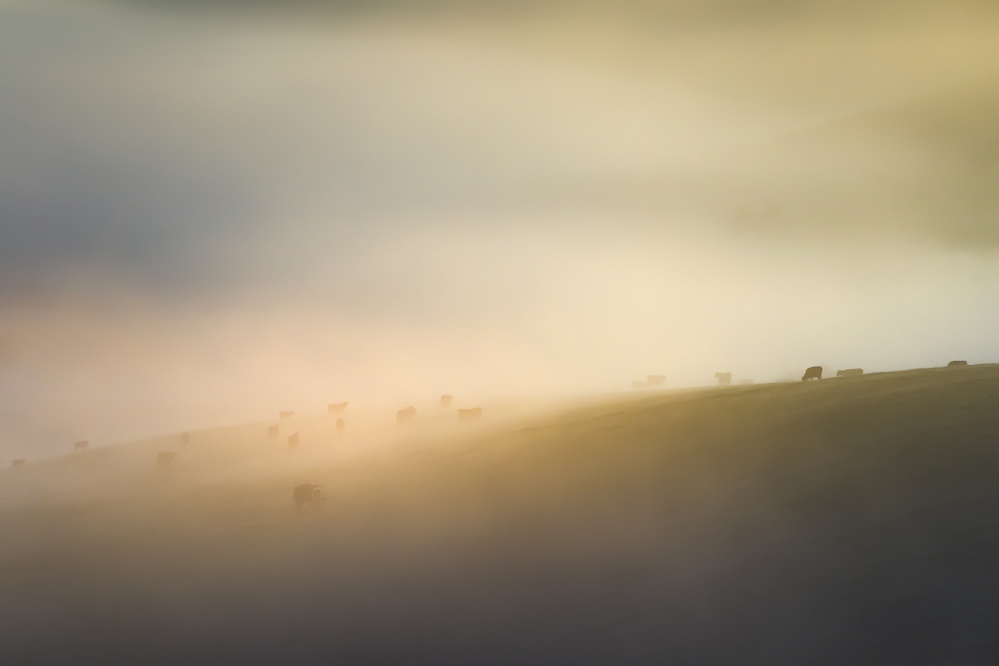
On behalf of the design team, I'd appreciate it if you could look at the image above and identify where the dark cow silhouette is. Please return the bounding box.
[397,406,417,424]
[279,411,295,419]
[156,451,177,466]
[715,372,732,386]
[802,366,823,382]
[293,483,324,512]
[440,394,453,409]
[74,440,89,453]
[11,459,26,468]
[646,375,666,387]
[268,425,279,439]
[336,418,345,435]
[836,368,864,377]
[458,408,483,422]
[180,433,190,447]
[328,402,348,415]
[288,433,300,449]
[947,360,968,368]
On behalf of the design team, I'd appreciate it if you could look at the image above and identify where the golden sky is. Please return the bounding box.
[2,0,999,455]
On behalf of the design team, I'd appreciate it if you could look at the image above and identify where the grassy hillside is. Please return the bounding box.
[4,366,999,664]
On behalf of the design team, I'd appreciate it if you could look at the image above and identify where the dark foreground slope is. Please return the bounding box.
[4,367,999,664]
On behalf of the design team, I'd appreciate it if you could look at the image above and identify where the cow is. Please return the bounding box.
[336,418,345,435]
[397,406,417,424]
[440,394,453,409]
[11,459,26,468]
[288,433,300,449]
[74,440,89,453]
[279,411,295,419]
[328,402,348,415]
[180,433,190,447]
[157,451,177,466]
[802,366,823,382]
[947,360,968,368]
[293,483,324,512]
[646,375,666,387]
[836,368,864,377]
[268,425,279,439]
[458,408,483,422]
[715,372,732,386]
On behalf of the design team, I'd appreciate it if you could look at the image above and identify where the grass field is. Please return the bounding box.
[4,366,999,664]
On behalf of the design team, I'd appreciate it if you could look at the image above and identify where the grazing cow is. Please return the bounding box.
[397,406,417,424]
[440,394,453,409]
[288,433,300,449]
[11,459,26,468]
[268,425,279,439]
[632,380,649,390]
[74,440,89,453]
[458,408,483,422]
[947,360,968,368]
[279,411,295,419]
[646,375,666,387]
[802,366,823,382]
[180,433,190,447]
[715,372,732,386]
[836,368,864,377]
[328,402,348,415]
[156,451,176,466]
[292,483,324,512]
[336,418,345,435]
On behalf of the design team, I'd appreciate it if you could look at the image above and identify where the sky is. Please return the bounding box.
[2,0,999,457]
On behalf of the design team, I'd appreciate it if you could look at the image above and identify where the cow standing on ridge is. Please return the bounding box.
[397,406,417,424]
[715,372,732,386]
[802,366,823,382]
[293,484,324,512]
[74,440,89,453]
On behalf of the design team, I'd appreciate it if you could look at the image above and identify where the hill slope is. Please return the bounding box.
[4,366,999,664]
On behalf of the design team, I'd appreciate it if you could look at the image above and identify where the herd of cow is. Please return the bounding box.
[5,393,486,472]
[153,396,485,466]
[634,365,880,389]
[797,360,966,382]
[634,361,974,389]
[5,363,978,510]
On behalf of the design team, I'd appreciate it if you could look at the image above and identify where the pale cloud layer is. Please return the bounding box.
[2,0,999,456]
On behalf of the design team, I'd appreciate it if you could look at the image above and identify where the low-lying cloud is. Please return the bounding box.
[2,0,999,458]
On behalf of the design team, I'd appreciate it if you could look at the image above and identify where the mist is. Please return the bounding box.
[3,0,999,458]
[9,4,999,664]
